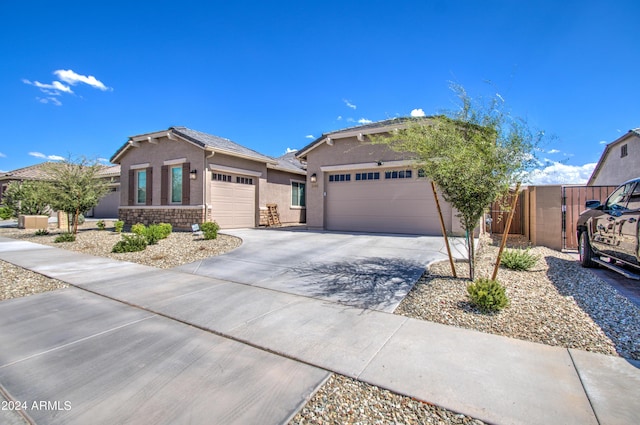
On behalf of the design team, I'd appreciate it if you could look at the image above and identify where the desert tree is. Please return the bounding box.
[43,157,111,234]
[375,84,540,279]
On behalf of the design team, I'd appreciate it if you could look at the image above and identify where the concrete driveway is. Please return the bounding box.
[175,228,468,312]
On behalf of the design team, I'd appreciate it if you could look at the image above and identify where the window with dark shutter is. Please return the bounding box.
[182,162,190,204]
[161,165,169,205]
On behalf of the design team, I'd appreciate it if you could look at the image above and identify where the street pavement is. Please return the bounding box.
[0,234,639,425]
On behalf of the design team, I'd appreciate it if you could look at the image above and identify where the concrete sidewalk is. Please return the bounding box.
[1,237,639,425]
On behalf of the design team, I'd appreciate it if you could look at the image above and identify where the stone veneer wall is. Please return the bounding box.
[119,207,208,230]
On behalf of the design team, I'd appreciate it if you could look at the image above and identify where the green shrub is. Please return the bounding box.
[143,224,165,245]
[131,223,146,235]
[34,229,50,236]
[0,206,13,220]
[200,221,220,240]
[158,222,172,239]
[114,220,124,233]
[112,234,147,253]
[501,248,539,271]
[96,220,106,230]
[467,278,509,312]
[54,233,76,243]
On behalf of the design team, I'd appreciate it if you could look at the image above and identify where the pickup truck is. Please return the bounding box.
[576,177,640,279]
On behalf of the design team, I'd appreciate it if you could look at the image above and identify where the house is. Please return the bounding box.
[588,128,640,186]
[110,127,306,229]
[0,162,120,219]
[295,118,463,235]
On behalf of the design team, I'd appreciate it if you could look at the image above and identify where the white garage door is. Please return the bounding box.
[325,169,450,235]
[211,179,255,228]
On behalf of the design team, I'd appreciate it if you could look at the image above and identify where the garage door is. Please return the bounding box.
[211,178,255,229]
[325,168,450,235]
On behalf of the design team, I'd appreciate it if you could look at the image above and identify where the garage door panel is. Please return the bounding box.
[211,182,255,229]
[326,173,448,235]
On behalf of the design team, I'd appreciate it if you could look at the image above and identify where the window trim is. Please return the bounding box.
[135,169,147,205]
[169,165,183,204]
[291,179,306,208]
[621,144,628,158]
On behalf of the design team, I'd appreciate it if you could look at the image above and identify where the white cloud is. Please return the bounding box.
[23,79,73,94]
[37,97,62,106]
[337,116,343,121]
[410,108,426,117]
[54,69,110,91]
[346,118,355,123]
[0,152,6,158]
[599,140,607,145]
[527,162,596,185]
[29,152,64,161]
[358,118,372,125]
[98,158,110,163]
[305,135,315,139]
[285,147,298,153]
[547,149,560,154]
[343,99,357,109]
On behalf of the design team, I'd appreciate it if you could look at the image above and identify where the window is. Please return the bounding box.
[384,169,413,179]
[329,174,351,182]
[170,166,182,203]
[212,173,232,182]
[291,181,306,207]
[355,172,380,181]
[236,176,253,185]
[627,183,640,210]
[621,144,628,158]
[418,169,426,178]
[605,183,633,210]
[136,170,146,204]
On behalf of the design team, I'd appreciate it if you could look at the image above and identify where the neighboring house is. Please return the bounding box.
[110,127,306,229]
[0,163,120,218]
[295,118,463,236]
[588,128,640,186]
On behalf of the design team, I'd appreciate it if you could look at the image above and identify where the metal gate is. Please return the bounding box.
[562,185,617,250]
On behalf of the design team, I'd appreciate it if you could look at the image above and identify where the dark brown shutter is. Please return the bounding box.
[146,167,153,205]
[161,165,168,205]
[182,162,191,205]
[128,169,135,205]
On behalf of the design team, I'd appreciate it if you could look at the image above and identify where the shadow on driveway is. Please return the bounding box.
[292,257,425,311]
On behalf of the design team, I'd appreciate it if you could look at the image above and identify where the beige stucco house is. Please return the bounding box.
[295,118,463,235]
[588,128,640,186]
[0,162,120,219]
[110,127,306,229]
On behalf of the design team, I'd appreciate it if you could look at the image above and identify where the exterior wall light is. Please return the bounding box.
[190,169,198,180]
[310,173,317,183]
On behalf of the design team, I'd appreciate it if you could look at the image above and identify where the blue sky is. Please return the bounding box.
[1,0,638,183]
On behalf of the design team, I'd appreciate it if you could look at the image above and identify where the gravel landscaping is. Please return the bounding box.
[2,223,639,424]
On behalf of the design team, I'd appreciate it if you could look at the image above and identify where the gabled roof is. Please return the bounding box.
[587,128,640,185]
[96,164,121,178]
[268,151,306,175]
[0,162,53,181]
[110,126,277,165]
[296,117,432,159]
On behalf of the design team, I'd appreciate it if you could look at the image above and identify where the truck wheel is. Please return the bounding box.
[579,231,597,268]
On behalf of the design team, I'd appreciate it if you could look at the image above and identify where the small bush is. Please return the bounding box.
[143,224,165,245]
[114,220,124,233]
[501,248,539,271]
[131,223,146,235]
[112,234,147,253]
[34,229,50,236]
[200,221,220,240]
[0,206,13,220]
[467,278,509,312]
[96,220,106,230]
[158,223,172,239]
[54,233,76,243]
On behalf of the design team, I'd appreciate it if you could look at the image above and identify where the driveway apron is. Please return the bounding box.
[174,228,469,312]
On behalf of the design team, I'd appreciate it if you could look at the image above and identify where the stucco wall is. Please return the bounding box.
[119,136,205,207]
[264,168,306,224]
[591,134,640,186]
[303,136,460,233]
